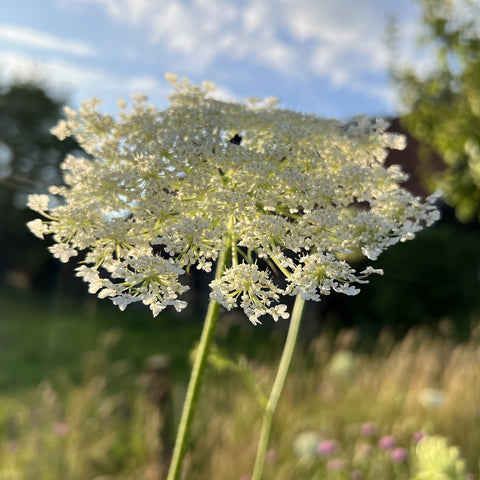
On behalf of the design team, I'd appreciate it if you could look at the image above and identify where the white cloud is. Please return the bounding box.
[58,0,422,107]
[0,51,168,109]
[61,0,297,72]
[284,1,395,76]
[0,51,106,91]
[0,24,96,57]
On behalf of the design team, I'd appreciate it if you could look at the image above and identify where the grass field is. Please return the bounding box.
[0,287,285,390]
[0,288,202,391]
[1,288,479,479]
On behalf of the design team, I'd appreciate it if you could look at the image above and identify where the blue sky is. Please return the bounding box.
[0,0,428,119]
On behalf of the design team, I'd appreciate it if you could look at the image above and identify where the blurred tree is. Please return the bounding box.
[0,83,81,288]
[392,0,480,222]
[339,217,480,338]
[320,120,480,339]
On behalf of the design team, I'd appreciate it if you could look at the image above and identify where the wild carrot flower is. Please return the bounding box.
[27,74,439,324]
[412,436,466,479]
[293,431,321,458]
[418,388,445,408]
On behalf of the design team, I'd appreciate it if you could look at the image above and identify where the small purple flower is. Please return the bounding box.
[351,470,364,480]
[8,441,18,453]
[327,458,346,472]
[378,435,396,450]
[356,443,373,458]
[318,439,338,456]
[53,422,68,437]
[413,431,426,444]
[265,449,278,463]
[360,422,377,437]
[390,447,408,463]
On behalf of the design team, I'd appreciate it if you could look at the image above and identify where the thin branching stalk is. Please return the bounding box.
[251,294,306,480]
[166,232,232,480]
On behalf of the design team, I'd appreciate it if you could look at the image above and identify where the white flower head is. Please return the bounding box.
[48,243,78,263]
[210,263,288,325]
[27,75,439,322]
[26,194,50,213]
[26,219,49,239]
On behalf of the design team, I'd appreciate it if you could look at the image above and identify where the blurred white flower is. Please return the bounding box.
[419,388,445,408]
[327,350,356,378]
[293,431,321,460]
[413,436,466,480]
[26,194,49,213]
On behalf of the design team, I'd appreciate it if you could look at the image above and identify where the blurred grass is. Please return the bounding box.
[2,288,480,479]
[0,287,202,391]
[188,323,480,479]
[0,287,281,392]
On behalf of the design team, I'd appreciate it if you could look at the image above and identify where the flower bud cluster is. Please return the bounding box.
[27,74,439,322]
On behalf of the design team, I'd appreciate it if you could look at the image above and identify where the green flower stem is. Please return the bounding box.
[166,238,231,480]
[251,294,306,480]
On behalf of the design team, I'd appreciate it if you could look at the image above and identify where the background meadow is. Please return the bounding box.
[2,1,480,476]
[0,293,479,479]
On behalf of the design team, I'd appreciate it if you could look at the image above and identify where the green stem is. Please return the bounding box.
[166,238,231,480]
[251,294,306,480]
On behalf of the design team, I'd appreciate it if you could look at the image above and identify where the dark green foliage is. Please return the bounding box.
[325,207,480,338]
[0,83,81,286]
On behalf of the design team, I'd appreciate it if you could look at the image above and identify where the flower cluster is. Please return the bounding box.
[291,424,444,480]
[292,428,399,478]
[27,74,439,322]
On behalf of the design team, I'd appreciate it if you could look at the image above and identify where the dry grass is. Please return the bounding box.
[1,324,479,479]
[187,323,480,479]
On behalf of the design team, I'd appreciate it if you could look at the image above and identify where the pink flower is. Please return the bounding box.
[378,435,396,450]
[53,422,68,437]
[360,422,377,437]
[265,449,278,463]
[413,431,426,444]
[8,441,19,453]
[351,470,364,480]
[317,439,338,456]
[327,458,346,471]
[356,443,373,458]
[390,447,408,463]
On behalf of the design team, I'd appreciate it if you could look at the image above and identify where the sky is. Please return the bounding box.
[0,0,429,120]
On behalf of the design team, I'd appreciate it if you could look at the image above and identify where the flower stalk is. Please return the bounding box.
[166,232,231,480]
[250,294,305,480]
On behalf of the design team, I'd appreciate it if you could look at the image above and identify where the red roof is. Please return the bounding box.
[385,118,445,198]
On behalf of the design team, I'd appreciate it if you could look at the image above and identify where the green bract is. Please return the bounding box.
[27,74,439,323]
